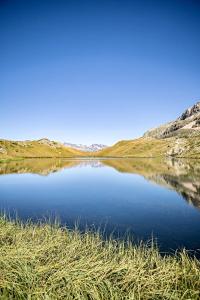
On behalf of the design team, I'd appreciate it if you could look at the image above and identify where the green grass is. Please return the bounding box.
[0,217,200,299]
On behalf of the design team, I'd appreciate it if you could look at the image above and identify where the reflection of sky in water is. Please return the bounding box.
[0,159,200,252]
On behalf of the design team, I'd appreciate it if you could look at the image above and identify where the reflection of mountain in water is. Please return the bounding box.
[0,159,80,176]
[147,174,200,209]
[1,158,200,209]
[103,158,200,209]
[75,160,103,168]
[0,159,104,176]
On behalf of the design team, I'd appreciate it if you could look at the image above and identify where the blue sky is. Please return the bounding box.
[1,0,200,145]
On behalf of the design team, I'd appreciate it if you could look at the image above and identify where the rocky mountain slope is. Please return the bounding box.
[97,101,200,158]
[64,142,107,152]
[1,102,200,160]
[144,102,200,139]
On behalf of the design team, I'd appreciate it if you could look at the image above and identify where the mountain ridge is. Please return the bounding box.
[64,142,107,152]
[0,138,87,159]
[1,101,200,160]
[97,101,200,158]
[144,102,200,139]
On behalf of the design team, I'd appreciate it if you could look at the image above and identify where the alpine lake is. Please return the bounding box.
[0,157,200,254]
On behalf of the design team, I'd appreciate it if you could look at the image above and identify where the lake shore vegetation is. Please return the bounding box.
[0,217,200,299]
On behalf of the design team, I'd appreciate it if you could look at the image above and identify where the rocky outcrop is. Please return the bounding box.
[179,102,200,120]
[0,147,7,154]
[166,138,188,156]
[144,102,200,139]
[37,138,64,148]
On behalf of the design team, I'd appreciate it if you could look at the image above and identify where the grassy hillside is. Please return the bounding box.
[96,136,200,158]
[96,137,172,157]
[0,139,87,160]
[1,136,200,159]
[0,217,200,300]
[96,102,200,158]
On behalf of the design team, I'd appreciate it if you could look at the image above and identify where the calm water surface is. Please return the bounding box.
[0,158,200,252]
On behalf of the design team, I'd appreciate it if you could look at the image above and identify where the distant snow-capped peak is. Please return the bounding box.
[64,142,107,152]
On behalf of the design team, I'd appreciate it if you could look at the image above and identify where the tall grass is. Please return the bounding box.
[0,217,199,299]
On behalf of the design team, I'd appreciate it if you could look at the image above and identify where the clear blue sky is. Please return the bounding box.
[1,0,200,145]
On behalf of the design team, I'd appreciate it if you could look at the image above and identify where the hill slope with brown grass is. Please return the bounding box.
[97,102,200,158]
[0,138,87,160]
[1,102,200,160]
[96,136,200,158]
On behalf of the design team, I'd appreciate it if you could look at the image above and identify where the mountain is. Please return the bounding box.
[0,138,86,159]
[64,142,107,152]
[1,102,200,160]
[98,101,200,158]
[144,102,200,139]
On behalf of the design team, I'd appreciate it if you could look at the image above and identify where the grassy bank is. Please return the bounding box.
[0,157,24,163]
[0,218,200,299]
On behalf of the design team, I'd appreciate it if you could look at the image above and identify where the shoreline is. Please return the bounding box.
[1,156,200,164]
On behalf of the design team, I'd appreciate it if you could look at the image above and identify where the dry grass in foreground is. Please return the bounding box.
[0,217,200,300]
